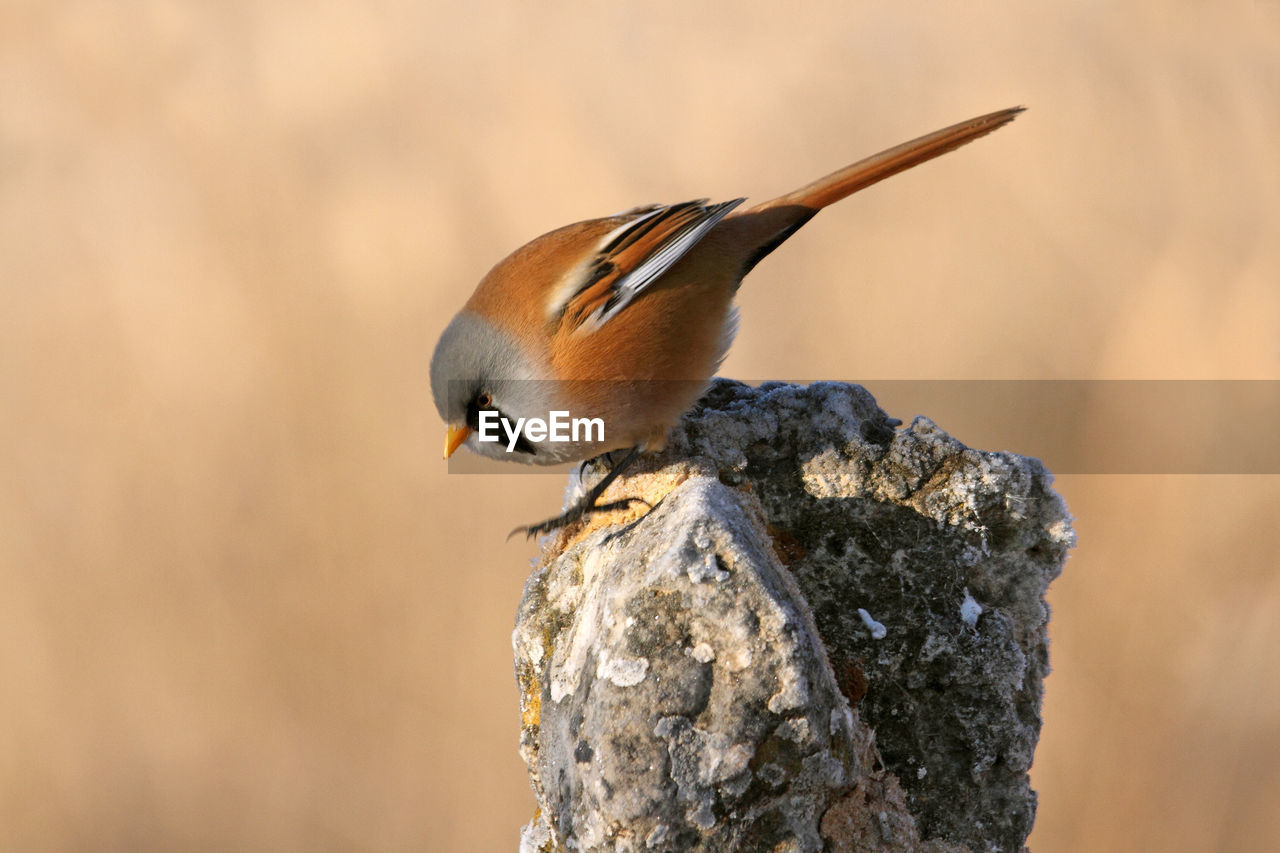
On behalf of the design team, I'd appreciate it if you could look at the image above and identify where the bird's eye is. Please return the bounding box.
[476,392,492,409]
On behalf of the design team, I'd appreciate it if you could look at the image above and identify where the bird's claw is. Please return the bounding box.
[508,496,651,541]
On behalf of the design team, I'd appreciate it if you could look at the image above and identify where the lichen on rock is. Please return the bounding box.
[513,380,1073,852]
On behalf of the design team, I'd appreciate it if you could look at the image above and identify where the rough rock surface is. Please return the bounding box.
[513,380,1074,852]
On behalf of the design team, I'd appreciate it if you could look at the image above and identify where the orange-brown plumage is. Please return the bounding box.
[430,107,1024,530]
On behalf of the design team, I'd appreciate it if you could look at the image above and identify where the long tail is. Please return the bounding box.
[727,106,1024,274]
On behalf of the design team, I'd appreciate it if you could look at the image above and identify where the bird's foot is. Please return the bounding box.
[509,445,646,540]
[510,495,651,540]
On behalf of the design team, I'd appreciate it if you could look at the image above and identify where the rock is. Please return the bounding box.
[513,380,1073,852]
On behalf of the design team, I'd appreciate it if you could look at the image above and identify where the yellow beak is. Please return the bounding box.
[444,425,472,459]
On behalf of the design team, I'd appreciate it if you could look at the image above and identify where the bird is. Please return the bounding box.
[430,107,1024,537]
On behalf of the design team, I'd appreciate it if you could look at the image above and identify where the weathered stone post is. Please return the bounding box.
[514,381,1073,852]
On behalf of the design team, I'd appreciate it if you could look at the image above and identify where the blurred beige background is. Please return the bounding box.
[3,1,1278,850]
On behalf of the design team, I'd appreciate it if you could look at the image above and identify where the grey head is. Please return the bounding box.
[430,311,564,464]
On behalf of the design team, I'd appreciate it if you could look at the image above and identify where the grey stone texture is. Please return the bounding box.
[514,381,1074,852]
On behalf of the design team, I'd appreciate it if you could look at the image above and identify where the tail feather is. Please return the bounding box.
[758,106,1024,213]
[727,106,1024,274]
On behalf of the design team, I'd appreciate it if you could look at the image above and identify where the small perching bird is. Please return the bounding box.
[430,107,1025,536]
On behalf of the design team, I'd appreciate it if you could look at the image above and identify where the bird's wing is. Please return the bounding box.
[558,198,744,332]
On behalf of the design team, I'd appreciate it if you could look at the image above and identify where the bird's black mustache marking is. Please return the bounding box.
[467,399,538,456]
